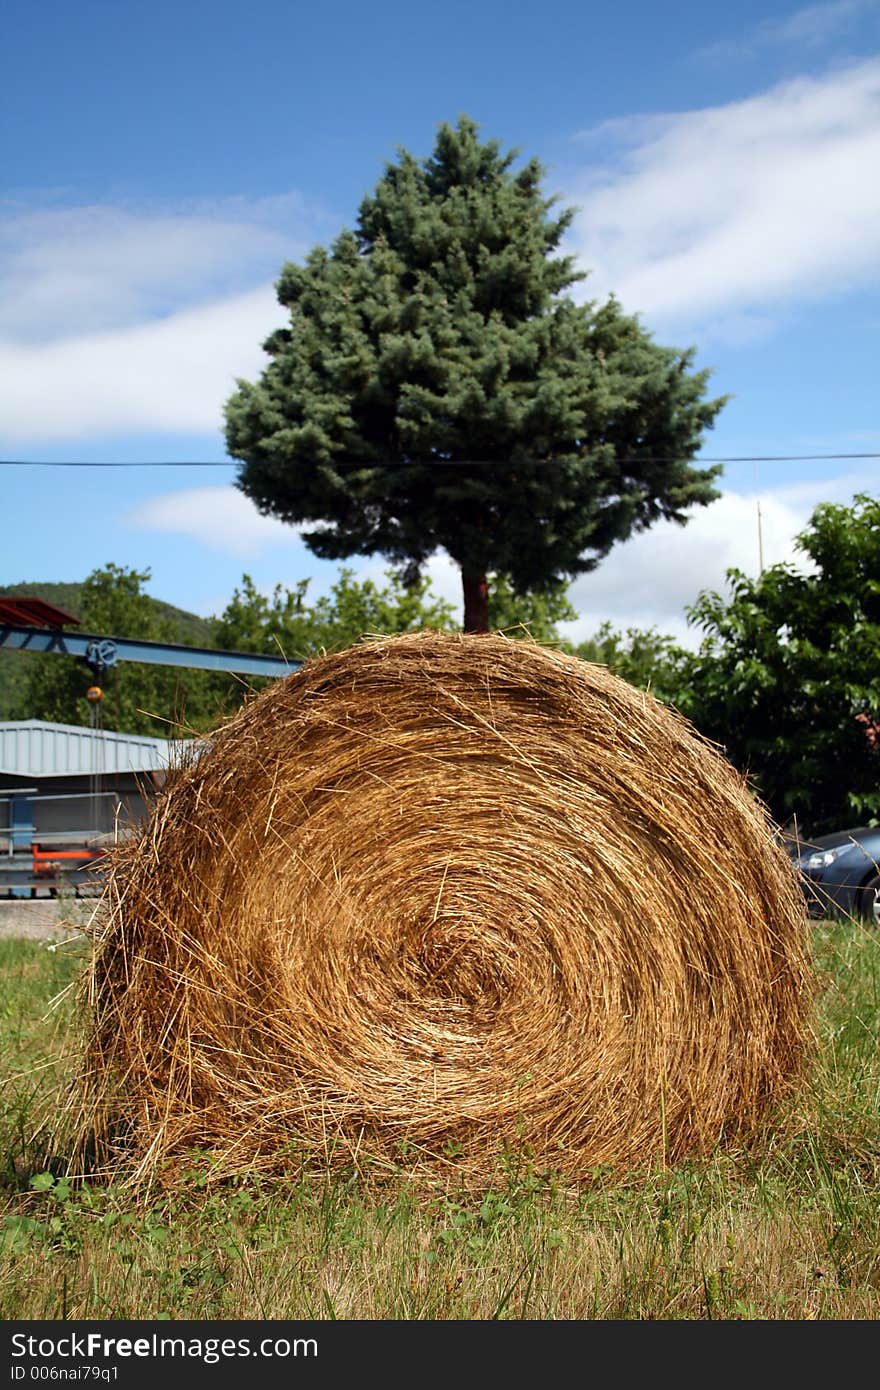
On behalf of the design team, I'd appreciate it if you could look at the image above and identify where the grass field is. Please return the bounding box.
[1,918,878,1320]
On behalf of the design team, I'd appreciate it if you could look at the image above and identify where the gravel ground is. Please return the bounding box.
[0,899,99,941]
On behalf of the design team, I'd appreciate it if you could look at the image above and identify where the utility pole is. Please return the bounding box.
[754,462,765,576]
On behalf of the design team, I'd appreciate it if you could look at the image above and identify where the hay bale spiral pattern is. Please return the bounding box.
[76,631,813,1185]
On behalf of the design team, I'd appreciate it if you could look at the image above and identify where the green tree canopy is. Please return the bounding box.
[210,567,457,664]
[487,573,578,643]
[20,564,223,738]
[15,563,591,737]
[211,566,578,660]
[675,493,880,835]
[225,116,727,632]
[572,621,687,705]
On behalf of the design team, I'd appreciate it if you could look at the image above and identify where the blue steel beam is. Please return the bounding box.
[0,623,299,678]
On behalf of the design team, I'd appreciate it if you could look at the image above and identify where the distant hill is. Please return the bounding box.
[0,580,213,721]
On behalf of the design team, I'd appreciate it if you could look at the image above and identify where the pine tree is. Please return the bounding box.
[226,116,727,632]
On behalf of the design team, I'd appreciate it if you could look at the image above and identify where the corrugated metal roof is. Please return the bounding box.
[0,721,194,778]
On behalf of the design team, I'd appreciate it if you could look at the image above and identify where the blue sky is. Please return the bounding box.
[2,0,878,646]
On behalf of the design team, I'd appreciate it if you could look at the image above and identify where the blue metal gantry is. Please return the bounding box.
[0,596,300,679]
[0,597,301,896]
[0,621,300,679]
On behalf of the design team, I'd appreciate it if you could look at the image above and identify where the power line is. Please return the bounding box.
[0,453,878,468]
[0,467,236,472]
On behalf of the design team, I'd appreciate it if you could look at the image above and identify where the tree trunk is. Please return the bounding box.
[462,571,490,633]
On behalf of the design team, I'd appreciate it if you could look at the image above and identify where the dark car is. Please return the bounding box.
[783,826,880,925]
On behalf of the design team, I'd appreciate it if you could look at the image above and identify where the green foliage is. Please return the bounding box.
[17,565,223,738]
[9,562,598,737]
[225,115,727,630]
[0,582,99,720]
[675,493,880,834]
[572,620,688,704]
[211,566,457,664]
[213,567,581,659]
[488,574,578,644]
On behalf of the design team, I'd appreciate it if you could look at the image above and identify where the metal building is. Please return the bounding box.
[0,720,194,897]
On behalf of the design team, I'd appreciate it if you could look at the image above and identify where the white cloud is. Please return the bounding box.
[0,284,287,441]
[130,484,307,556]
[3,61,879,445]
[557,470,878,648]
[130,488,465,616]
[566,59,880,334]
[757,0,875,47]
[0,194,320,341]
[697,0,877,59]
[0,191,328,444]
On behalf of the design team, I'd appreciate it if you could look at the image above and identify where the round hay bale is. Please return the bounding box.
[72,630,814,1186]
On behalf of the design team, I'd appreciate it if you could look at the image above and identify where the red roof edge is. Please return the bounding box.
[0,596,82,628]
